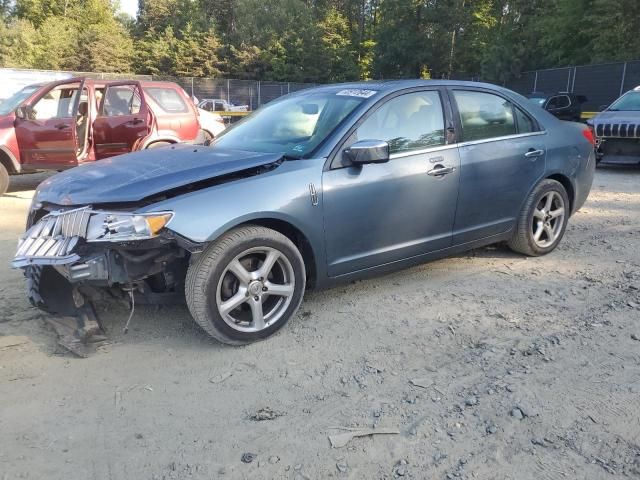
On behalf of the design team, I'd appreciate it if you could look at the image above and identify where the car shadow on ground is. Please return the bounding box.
[596,163,640,174]
[4,172,53,196]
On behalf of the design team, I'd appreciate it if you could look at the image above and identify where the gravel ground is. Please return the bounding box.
[1,167,639,480]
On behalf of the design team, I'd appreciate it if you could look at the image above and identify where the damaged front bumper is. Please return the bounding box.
[594,123,640,164]
[12,205,196,356]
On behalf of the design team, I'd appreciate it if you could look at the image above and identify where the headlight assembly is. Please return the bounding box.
[86,212,173,242]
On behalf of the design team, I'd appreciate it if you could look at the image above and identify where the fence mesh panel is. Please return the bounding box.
[6,62,640,114]
[506,61,639,111]
[1,68,316,110]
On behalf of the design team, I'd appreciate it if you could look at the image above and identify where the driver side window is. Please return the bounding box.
[353,91,445,155]
[31,84,79,120]
[335,90,445,168]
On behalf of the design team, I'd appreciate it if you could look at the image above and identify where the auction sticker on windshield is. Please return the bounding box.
[336,89,377,98]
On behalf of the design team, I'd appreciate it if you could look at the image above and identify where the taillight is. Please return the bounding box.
[582,127,595,145]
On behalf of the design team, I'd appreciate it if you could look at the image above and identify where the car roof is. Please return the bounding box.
[309,79,505,92]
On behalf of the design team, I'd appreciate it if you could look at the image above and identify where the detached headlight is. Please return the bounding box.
[86,212,173,242]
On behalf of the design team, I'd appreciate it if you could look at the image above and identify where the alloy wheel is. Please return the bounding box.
[531,191,565,248]
[215,247,295,332]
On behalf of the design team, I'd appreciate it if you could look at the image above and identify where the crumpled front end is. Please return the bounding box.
[591,115,640,164]
[12,204,195,356]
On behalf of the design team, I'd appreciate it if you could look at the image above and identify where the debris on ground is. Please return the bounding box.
[249,407,284,421]
[241,452,256,463]
[328,427,400,448]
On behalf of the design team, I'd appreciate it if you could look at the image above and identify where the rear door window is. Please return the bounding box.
[101,85,141,116]
[547,95,570,109]
[144,87,189,113]
[453,90,516,142]
[514,107,538,134]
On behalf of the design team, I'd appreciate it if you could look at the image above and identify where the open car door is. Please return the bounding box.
[93,81,151,159]
[14,78,85,169]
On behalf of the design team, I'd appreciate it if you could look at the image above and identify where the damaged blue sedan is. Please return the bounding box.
[12,80,595,352]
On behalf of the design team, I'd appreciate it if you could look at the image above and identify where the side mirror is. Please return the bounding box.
[15,106,27,119]
[344,140,390,165]
[15,105,33,120]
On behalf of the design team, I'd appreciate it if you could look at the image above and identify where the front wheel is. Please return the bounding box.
[185,226,306,345]
[508,179,570,256]
[0,162,9,196]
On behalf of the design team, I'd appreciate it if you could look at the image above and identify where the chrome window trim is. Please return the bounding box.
[389,143,455,160]
[457,130,547,148]
[388,131,548,160]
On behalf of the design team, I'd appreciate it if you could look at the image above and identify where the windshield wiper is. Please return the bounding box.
[282,154,303,161]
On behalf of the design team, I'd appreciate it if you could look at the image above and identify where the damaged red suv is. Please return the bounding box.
[0,78,225,195]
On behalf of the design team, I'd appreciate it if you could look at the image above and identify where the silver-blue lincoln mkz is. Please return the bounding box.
[12,80,596,349]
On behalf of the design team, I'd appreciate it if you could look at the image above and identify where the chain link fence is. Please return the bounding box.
[506,60,640,112]
[0,68,316,110]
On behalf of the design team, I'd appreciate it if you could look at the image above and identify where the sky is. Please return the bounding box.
[117,0,138,17]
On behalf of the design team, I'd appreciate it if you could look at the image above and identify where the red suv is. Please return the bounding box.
[0,78,224,195]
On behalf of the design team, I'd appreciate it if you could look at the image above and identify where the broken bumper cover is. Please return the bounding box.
[12,206,91,268]
[12,206,175,270]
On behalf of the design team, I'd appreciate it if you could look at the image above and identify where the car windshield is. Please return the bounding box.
[608,91,640,111]
[0,85,40,116]
[213,90,373,158]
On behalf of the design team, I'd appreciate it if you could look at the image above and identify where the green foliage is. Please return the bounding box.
[1,0,639,83]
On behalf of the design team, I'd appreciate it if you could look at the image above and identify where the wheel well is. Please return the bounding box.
[547,174,574,211]
[145,140,176,149]
[238,219,317,288]
[0,149,16,174]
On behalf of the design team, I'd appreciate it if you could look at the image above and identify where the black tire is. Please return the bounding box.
[508,179,570,257]
[185,225,306,345]
[146,141,172,149]
[0,162,9,196]
[202,130,214,145]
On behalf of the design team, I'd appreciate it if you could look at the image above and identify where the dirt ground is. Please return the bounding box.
[1,167,640,480]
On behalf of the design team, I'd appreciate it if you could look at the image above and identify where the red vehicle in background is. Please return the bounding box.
[0,78,225,195]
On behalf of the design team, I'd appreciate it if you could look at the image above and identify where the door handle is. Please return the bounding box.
[126,118,144,125]
[524,148,545,158]
[54,123,70,130]
[427,165,456,177]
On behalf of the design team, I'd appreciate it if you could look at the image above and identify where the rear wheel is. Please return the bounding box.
[508,179,569,256]
[185,226,306,345]
[0,162,9,196]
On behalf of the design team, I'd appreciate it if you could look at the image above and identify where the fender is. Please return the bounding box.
[0,145,21,173]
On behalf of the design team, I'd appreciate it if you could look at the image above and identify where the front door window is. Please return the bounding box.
[30,84,79,120]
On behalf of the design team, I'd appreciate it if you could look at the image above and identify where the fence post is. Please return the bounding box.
[533,71,538,92]
[566,67,572,92]
[571,66,577,92]
[227,79,230,103]
[620,62,628,96]
[257,81,261,107]
[287,82,290,94]
[191,77,194,98]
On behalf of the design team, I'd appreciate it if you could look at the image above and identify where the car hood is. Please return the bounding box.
[590,111,640,124]
[34,145,284,205]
